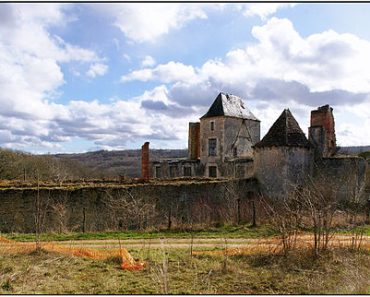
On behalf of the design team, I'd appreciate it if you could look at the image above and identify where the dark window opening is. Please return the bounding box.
[169,166,177,177]
[210,121,215,131]
[183,166,192,176]
[155,166,162,178]
[209,166,217,178]
[208,138,217,156]
[233,146,238,157]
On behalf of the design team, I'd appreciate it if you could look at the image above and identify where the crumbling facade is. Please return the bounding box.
[148,92,367,202]
[309,104,337,157]
[151,92,260,179]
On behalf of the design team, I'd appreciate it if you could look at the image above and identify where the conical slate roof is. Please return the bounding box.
[201,92,259,121]
[254,109,311,148]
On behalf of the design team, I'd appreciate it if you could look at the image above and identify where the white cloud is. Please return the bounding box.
[124,17,370,99]
[0,4,102,120]
[94,3,208,43]
[141,55,156,67]
[121,17,370,146]
[1,4,369,151]
[0,4,108,150]
[86,63,109,78]
[242,3,296,20]
[92,3,295,43]
[122,61,197,83]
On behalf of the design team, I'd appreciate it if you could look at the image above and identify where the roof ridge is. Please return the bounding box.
[285,109,288,145]
[254,108,311,149]
[201,92,259,121]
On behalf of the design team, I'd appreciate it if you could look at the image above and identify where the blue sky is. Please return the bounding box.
[0,3,370,153]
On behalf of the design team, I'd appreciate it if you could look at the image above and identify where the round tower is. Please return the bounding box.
[253,109,313,199]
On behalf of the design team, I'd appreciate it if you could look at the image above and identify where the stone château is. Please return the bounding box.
[148,92,367,200]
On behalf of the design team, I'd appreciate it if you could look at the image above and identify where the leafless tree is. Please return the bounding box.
[261,191,304,255]
[103,189,157,230]
[34,172,50,250]
[51,200,69,234]
[49,158,69,186]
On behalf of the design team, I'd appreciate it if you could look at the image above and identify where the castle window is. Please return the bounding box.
[155,166,162,178]
[183,166,192,176]
[210,121,215,131]
[208,138,217,156]
[233,147,238,157]
[169,166,177,177]
[209,166,217,178]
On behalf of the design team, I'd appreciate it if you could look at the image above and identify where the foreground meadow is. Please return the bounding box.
[0,226,369,294]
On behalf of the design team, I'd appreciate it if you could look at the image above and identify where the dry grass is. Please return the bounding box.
[0,235,369,294]
[192,234,370,257]
[0,236,144,271]
[0,176,234,191]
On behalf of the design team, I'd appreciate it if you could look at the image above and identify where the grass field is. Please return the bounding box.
[2,225,276,242]
[3,224,370,242]
[1,224,369,294]
[0,246,369,294]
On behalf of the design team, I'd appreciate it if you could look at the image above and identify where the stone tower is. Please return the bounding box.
[141,142,150,180]
[198,92,260,177]
[308,105,336,157]
[254,109,313,198]
[188,122,200,160]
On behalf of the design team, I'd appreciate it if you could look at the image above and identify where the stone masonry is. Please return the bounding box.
[141,142,150,180]
[309,105,337,157]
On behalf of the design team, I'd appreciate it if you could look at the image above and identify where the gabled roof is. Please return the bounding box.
[254,109,311,148]
[201,92,259,121]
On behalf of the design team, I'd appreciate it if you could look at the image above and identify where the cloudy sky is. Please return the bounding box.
[1,3,370,153]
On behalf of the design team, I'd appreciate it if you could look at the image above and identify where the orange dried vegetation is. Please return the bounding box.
[0,236,145,271]
[192,235,370,257]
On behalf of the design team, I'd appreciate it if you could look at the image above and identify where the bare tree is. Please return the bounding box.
[49,158,69,186]
[34,172,50,250]
[103,189,157,230]
[261,191,303,255]
[263,167,366,258]
[52,200,68,233]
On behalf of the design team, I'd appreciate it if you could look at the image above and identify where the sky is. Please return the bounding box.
[0,3,370,154]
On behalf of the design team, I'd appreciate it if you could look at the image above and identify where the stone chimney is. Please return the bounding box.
[308,105,336,157]
[188,122,200,160]
[141,142,150,180]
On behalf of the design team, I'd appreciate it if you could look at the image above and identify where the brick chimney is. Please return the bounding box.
[188,122,200,160]
[308,105,336,157]
[141,142,150,180]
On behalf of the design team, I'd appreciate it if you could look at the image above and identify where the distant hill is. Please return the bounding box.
[338,146,370,155]
[0,148,96,181]
[53,149,188,178]
[2,144,368,180]
[53,145,370,178]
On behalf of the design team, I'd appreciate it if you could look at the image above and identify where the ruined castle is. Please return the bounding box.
[149,92,367,200]
[0,93,367,233]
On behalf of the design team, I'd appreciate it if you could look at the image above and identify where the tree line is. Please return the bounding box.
[0,148,98,182]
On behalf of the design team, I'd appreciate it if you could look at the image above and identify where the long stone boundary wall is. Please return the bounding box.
[0,178,259,233]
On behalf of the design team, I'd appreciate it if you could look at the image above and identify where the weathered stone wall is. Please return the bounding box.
[141,142,150,180]
[0,178,259,233]
[254,147,313,198]
[309,105,336,157]
[254,146,367,203]
[223,118,260,160]
[188,122,200,160]
[316,157,368,203]
[199,116,260,177]
[200,117,225,177]
[151,160,204,178]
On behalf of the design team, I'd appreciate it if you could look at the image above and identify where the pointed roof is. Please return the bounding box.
[201,92,259,121]
[254,109,311,148]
